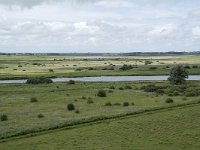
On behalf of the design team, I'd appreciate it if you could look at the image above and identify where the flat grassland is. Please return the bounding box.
[0,55,200,79]
[0,104,199,150]
[0,81,200,140]
[0,54,200,149]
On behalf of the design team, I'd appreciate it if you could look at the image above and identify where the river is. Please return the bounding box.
[0,75,200,84]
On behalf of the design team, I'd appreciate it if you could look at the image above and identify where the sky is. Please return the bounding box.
[0,0,200,53]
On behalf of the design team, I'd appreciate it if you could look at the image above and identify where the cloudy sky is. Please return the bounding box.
[0,0,200,53]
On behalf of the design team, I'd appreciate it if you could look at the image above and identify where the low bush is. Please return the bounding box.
[30,97,38,103]
[149,67,157,70]
[75,110,80,114]
[67,104,75,111]
[81,96,86,100]
[105,102,112,106]
[109,86,115,89]
[26,77,53,84]
[68,80,75,84]
[113,103,121,106]
[165,98,174,103]
[123,102,129,106]
[131,102,135,106]
[18,65,22,67]
[120,64,133,70]
[192,65,198,69]
[49,69,54,72]
[1,114,8,121]
[97,90,107,97]
[119,87,124,90]
[87,99,94,104]
[38,113,44,118]
[124,85,132,89]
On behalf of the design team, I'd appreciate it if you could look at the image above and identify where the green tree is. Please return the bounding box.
[168,65,189,85]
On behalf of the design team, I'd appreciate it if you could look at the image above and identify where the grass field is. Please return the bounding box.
[0,55,200,79]
[0,104,199,150]
[0,81,200,140]
[0,54,200,150]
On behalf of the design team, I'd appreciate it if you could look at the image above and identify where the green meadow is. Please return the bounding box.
[0,54,200,149]
[0,55,200,79]
[0,102,199,150]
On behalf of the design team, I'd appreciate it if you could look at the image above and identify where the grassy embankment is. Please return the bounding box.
[0,55,200,79]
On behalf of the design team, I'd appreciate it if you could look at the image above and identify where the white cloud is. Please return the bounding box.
[148,24,176,39]
[192,27,200,36]
[95,0,134,8]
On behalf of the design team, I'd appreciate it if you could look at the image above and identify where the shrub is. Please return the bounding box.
[192,65,198,69]
[173,91,179,96]
[68,80,75,84]
[67,104,75,111]
[124,85,132,89]
[113,103,121,106]
[156,89,164,95]
[97,90,107,97]
[120,64,133,70]
[49,69,54,72]
[119,87,124,90]
[38,113,44,118]
[109,86,115,89]
[1,114,8,121]
[105,102,112,106]
[184,65,191,69]
[26,77,53,84]
[75,110,80,114]
[87,99,94,104]
[149,67,157,70]
[145,60,152,65]
[165,98,174,103]
[18,65,22,67]
[141,85,161,93]
[30,97,38,103]
[131,102,135,106]
[123,102,129,106]
[81,96,86,100]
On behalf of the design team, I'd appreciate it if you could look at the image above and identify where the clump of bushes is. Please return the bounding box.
[145,60,152,65]
[87,99,94,104]
[165,98,174,103]
[32,63,42,66]
[38,113,44,118]
[113,103,121,106]
[1,114,8,121]
[68,80,75,84]
[192,65,198,69]
[97,90,107,97]
[124,85,132,89]
[67,104,75,111]
[123,102,130,106]
[141,85,163,93]
[81,96,86,100]
[119,87,124,90]
[109,86,115,89]
[75,110,80,114]
[30,97,38,103]
[26,77,53,84]
[105,102,112,106]
[120,64,133,70]
[49,69,54,72]
[149,67,157,70]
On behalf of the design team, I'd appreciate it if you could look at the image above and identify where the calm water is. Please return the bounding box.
[0,75,200,84]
